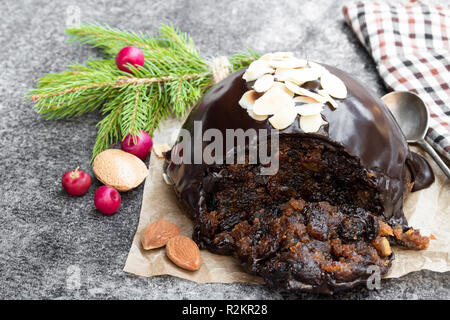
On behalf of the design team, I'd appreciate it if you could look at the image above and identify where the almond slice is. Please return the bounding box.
[268,104,297,130]
[153,143,170,158]
[271,81,295,97]
[269,57,308,69]
[239,90,262,109]
[295,103,324,116]
[286,67,321,84]
[253,86,293,115]
[253,74,274,92]
[141,220,181,250]
[308,61,328,77]
[271,52,294,60]
[320,72,347,99]
[293,96,320,104]
[247,108,268,121]
[259,53,274,61]
[166,235,202,271]
[285,81,328,104]
[318,89,339,109]
[242,60,274,82]
[274,68,293,81]
[299,113,325,133]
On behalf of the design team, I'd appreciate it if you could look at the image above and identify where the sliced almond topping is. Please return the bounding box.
[166,235,202,271]
[285,81,328,104]
[254,74,275,92]
[247,108,268,121]
[271,81,295,97]
[153,143,170,158]
[284,80,303,94]
[268,105,297,130]
[299,113,325,133]
[239,90,262,109]
[141,220,181,250]
[242,60,274,82]
[271,51,294,60]
[259,53,274,61]
[287,67,321,84]
[269,57,308,69]
[318,89,339,109]
[320,72,347,99]
[253,86,294,115]
[308,61,328,77]
[295,103,324,116]
[293,96,320,104]
[274,68,293,81]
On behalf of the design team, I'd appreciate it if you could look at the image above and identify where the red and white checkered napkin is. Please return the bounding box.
[343,0,450,160]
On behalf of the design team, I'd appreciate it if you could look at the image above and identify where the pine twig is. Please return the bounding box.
[28,24,259,161]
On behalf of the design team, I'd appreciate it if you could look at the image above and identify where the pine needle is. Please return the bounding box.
[28,24,258,161]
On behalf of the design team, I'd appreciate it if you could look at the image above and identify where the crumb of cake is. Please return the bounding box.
[393,226,430,250]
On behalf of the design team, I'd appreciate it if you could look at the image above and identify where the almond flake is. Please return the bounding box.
[242,60,274,82]
[286,67,321,84]
[271,81,294,97]
[318,89,339,109]
[299,113,325,133]
[239,90,262,109]
[308,61,328,77]
[274,68,293,81]
[295,103,324,116]
[253,86,294,115]
[259,53,274,61]
[269,57,308,69]
[320,72,347,99]
[153,143,170,158]
[268,105,297,130]
[285,81,328,104]
[272,52,294,60]
[247,108,268,121]
[254,74,275,92]
[293,96,320,104]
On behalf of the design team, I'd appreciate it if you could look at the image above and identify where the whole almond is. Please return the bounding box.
[141,220,181,250]
[93,149,148,192]
[166,236,202,271]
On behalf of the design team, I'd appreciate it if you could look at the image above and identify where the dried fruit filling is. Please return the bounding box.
[192,136,429,292]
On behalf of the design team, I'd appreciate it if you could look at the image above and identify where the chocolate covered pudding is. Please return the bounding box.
[164,53,434,294]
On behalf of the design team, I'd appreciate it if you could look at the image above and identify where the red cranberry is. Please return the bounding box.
[116,46,145,73]
[94,186,121,215]
[121,130,153,160]
[61,167,91,196]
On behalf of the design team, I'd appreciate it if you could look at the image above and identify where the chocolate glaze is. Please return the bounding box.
[163,66,434,291]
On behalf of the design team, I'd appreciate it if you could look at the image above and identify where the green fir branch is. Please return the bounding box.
[28,24,258,162]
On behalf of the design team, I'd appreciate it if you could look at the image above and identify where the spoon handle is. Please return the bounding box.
[417,140,450,179]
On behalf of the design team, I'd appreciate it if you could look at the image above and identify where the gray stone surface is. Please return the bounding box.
[0,0,448,300]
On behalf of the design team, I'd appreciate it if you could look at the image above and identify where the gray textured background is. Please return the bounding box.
[0,0,448,300]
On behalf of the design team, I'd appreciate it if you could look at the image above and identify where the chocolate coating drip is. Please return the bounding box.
[164,66,434,227]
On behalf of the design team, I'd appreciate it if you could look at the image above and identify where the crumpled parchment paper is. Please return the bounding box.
[124,118,449,283]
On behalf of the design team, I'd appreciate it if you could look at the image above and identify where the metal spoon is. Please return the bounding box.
[381,91,450,179]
